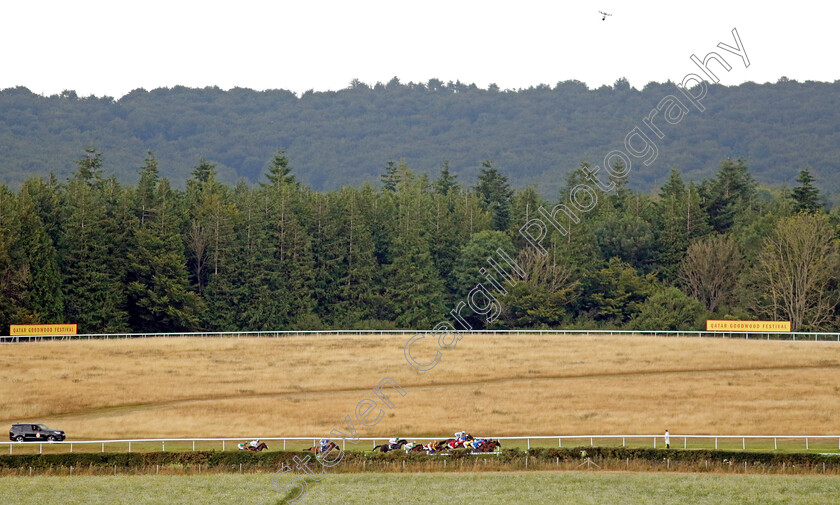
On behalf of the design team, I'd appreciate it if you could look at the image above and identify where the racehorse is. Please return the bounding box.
[308,441,339,455]
[433,439,455,452]
[472,439,501,453]
[372,439,408,453]
[406,444,426,453]
[247,442,269,452]
[443,434,474,451]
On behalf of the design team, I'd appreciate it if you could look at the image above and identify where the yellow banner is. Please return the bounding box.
[10,324,78,336]
[706,320,791,332]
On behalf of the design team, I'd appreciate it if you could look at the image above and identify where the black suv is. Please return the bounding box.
[9,423,66,442]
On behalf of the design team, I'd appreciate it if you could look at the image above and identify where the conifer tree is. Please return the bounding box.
[789,169,823,213]
[127,154,202,332]
[655,169,710,280]
[385,224,446,328]
[60,150,129,332]
[18,182,64,322]
[474,160,513,231]
[701,158,757,233]
[0,186,24,331]
[380,161,400,193]
[433,161,459,197]
[262,149,297,188]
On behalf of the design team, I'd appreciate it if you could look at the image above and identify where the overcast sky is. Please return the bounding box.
[1,1,836,98]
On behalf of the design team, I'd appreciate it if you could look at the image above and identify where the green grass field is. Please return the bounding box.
[2,471,839,505]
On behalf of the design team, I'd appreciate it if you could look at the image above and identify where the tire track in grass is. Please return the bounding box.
[5,363,837,423]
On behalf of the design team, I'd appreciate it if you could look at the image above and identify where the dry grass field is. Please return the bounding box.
[1,333,838,439]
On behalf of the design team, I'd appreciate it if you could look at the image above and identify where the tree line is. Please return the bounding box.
[0,149,837,335]
[1,78,840,200]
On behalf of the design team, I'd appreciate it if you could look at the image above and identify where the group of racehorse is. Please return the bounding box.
[309,434,501,455]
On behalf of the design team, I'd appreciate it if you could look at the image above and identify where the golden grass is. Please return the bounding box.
[1,334,838,439]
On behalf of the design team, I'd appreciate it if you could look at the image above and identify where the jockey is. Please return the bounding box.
[403,441,418,452]
[423,442,436,454]
[237,442,247,450]
[388,436,401,448]
[319,439,330,452]
[250,439,260,449]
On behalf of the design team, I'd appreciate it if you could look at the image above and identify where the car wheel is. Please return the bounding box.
[48,435,57,442]
[14,436,23,442]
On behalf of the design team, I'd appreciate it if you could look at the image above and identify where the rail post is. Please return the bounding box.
[193,440,195,451]
[774,438,777,450]
[715,437,718,449]
[590,437,593,447]
[70,443,73,453]
[806,437,809,450]
[129,441,131,453]
[527,438,530,450]
[40,444,42,454]
[654,437,656,449]
[162,441,165,452]
[222,440,225,451]
[742,438,745,450]
[622,437,625,447]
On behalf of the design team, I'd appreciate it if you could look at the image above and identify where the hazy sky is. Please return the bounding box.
[2,1,837,98]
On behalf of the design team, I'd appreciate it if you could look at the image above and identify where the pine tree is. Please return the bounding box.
[433,161,459,197]
[260,181,315,328]
[474,160,513,231]
[126,158,202,332]
[789,169,823,213]
[333,188,378,324]
[655,169,710,280]
[18,182,64,322]
[76,148,104,183]
[385,224,446,328]
[185,157,237,296]
[262,149,297,188]
[60,151,130,333]
[701,158,757,233]
[0,185,24,332]
[381,161,400,193]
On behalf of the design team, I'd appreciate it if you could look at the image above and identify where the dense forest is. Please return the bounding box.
[1,149,838,335]
[1,78,839,200]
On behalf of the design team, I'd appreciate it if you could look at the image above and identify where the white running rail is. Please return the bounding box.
[3,329,840,343]
[2,435,839,455]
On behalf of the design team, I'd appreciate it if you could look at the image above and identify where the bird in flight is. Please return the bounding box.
[599,11,612,21]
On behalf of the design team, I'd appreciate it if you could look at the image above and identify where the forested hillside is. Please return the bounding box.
[1,78,839,198]
[1,150,838,334]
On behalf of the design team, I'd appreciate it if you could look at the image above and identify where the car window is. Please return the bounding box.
[37,424,50,430]
[32,425,39,430]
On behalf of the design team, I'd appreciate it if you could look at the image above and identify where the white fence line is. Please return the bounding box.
[3,329,840,343]
[3,435,839,455]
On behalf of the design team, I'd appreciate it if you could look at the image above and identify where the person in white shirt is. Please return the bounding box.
[664,429,671,449]
[250,439,260,449]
